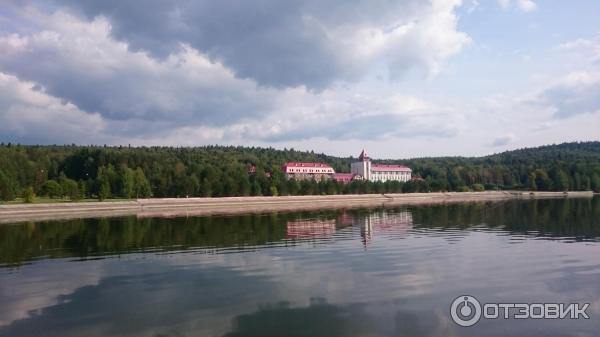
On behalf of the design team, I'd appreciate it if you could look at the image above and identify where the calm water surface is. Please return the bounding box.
[1,198,600,336]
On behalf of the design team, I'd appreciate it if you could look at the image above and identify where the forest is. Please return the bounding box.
[0,141,599,202]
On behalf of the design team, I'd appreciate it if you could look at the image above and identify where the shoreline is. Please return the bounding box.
[0,191,594,224]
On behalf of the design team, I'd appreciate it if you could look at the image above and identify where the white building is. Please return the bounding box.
[282,162,335,181]
[351,150,411,182]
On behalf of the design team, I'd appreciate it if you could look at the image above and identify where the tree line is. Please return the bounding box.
[0,141,599,202]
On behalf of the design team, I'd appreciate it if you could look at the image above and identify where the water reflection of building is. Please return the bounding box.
[360,211,413,249]
[285,210,413,247]
[337,213,356,227]
[286,213,357,239]
[286,219,337,239]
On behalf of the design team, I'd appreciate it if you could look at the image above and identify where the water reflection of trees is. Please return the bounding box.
[0,209,413,267]
[1,198,598,267]
[0,212,302,267]
[412,198,600,240]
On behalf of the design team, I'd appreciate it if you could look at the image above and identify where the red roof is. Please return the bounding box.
[371,164,412,172]
[283,162,333,168]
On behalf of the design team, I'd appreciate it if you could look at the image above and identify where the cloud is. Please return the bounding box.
[491,134,516,146]
[498,0,537,12]
[523,38,600,120]
[0,7,467,144]
[516,0,537,12]
[44,0,470,90]
[531,121,555,132]
[558,36,600,64]
[0,12,276,130]
[535,72,600,118]
[0,72,106,144]
[559,38,596,51]
[498,0,511,9]
[235,94,463,142]
[466,0,480,14]
[120,93,463,146]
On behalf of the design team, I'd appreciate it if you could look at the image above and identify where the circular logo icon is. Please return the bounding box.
[450,295,482,327]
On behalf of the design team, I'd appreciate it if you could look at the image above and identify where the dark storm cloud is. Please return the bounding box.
[0,72,108,144]
[0,0,470,144]
[51,0,426,90]
[0,24,274,130]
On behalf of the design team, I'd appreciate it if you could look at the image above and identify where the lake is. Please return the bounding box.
[1,198,599,336]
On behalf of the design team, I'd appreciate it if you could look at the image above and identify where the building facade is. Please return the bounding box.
[283,149,411,183]
[351,150,411,182]
[350,150,372,180]
[282,162,335,181]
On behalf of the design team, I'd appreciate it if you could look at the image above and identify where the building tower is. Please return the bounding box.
[351,149,372,181]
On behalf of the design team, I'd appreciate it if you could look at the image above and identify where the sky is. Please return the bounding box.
[0,0,599,159]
